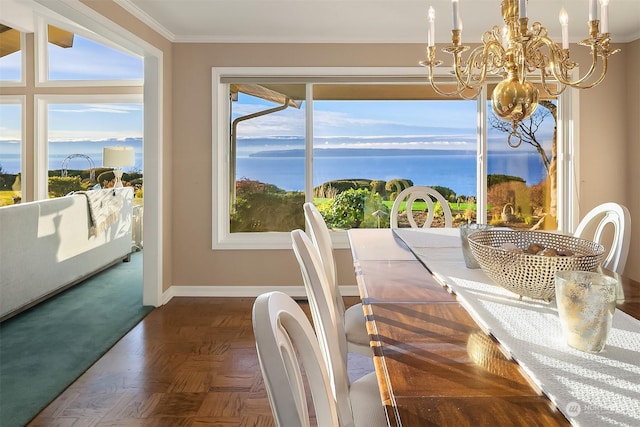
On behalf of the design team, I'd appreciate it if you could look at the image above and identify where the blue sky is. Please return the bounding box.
[47,37,143,81]
[47,103,143,142]
[233,94,482,153]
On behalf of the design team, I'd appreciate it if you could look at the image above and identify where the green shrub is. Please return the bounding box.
[313,179,374,198]
[313,184,338,199]
[369,180,387,199]
[48,176,89,197]
[231,179,305,232]
[385,178,413,201]
[322,188,389,229]
[431,185,457,202]
[487,174,526,187]
[0,172,18,191]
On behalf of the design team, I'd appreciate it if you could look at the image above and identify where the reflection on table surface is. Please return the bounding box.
[348,228,639,427]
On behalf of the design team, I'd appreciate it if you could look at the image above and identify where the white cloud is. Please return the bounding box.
[47,130,142,142]
[314,140,472,150]
[49,104,141,114]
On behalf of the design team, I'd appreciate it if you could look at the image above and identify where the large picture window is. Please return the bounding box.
[213,68,570,250]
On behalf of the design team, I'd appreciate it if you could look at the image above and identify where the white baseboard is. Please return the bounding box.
[160,285,360,306]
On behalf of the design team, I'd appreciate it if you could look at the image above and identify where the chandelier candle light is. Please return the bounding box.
[103,146,135,188]
[420,0,618,147]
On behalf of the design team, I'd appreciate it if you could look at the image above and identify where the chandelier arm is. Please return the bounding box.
[458,88,482,100]
[427,75,467,97]
[453,42,504,91]
[420,46,472,97]
[421,47,482,98]
[424,62,470,97]
[540,71,566,97]
[536,36,606,89]
[563,52,609,89]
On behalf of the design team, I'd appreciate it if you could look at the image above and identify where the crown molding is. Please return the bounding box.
[114,0,175,42]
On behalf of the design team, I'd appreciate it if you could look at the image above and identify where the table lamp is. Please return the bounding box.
[103,146,135,188]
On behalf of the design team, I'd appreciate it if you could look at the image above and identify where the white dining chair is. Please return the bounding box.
[290,230,387,427]
[574,202,631,275]
[303,202,372,357]
[252,291,340,427]
[390,185,453,228]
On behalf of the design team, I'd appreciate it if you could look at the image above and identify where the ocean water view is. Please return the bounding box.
[1,137,548,197]
[238,149,547,197]
[0,139,144,174]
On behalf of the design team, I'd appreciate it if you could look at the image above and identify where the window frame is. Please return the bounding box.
[212,67,573,250]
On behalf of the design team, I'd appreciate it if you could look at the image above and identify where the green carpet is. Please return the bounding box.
[0,251,153,427]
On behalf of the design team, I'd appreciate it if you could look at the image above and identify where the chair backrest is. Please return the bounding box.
[291,229,354,426]
[303,202,346,320]
[252,291,339,427]
[390,185,453,228]
[574,202,631,275]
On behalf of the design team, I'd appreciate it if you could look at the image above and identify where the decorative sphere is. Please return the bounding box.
[491,78,539,123]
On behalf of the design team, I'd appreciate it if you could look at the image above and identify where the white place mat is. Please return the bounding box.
[394,229,640,427]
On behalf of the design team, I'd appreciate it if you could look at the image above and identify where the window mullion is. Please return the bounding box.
[305,83,314,202]
[477,87,488,224]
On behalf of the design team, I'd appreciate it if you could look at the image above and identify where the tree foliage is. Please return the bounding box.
[385,178,413,201]
[231,179,305,232]
[489,104,552,174]
[487,174,526,187]
[321,188,389,229]
[47,176,88,197]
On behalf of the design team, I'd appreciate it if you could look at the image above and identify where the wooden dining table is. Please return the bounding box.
[347,228,640,427]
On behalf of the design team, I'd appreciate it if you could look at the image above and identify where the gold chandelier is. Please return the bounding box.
[420,0,618,147]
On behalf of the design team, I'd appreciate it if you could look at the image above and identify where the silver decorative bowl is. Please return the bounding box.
[467,229,605,301]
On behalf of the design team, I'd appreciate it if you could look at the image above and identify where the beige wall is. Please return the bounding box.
[625,40,640,280]
[572,40,638,280]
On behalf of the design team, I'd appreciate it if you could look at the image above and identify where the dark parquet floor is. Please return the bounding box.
[28,296,349,426]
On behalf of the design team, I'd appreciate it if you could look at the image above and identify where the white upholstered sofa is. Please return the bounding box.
[0,188,134,321]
